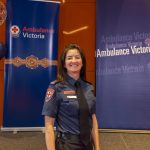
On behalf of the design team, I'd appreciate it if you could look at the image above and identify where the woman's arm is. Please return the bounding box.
[45,116,55,150]
[91,114,100,150]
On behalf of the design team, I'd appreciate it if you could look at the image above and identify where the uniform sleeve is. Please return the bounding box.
[90,84,96,115]
[42,84,59,118]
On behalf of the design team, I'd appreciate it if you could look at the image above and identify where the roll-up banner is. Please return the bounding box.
[2,0,60,130]
[96,0,150,130]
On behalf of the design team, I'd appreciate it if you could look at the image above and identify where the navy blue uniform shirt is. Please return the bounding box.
[42,75,96,134]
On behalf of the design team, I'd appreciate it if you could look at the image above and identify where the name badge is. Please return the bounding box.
[63,90,76,94]
[67,95,77,99]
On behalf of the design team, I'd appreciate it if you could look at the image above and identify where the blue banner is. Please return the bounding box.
[3,0,60,128]
[96,0,150,129]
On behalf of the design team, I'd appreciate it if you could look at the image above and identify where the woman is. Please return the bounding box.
[42,43,100,150]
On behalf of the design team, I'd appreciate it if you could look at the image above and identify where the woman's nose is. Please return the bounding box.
[72,57,77,62]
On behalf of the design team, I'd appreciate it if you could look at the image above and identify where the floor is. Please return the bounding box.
[0,131,150,150]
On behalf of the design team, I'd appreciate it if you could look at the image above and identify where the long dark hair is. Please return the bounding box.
[58,43,86,81]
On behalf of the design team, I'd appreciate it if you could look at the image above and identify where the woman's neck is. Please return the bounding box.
[67,73,80,80]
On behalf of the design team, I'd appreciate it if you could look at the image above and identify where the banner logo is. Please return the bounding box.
[0,1,7,26]
[10,25,20,37]
[5,55,58,69]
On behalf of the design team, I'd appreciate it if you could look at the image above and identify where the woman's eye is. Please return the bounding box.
[75,56,81,59]
[66,56,81,60]
[67,57,72,60]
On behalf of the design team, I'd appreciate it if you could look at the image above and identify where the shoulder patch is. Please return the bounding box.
[45,88,55,102]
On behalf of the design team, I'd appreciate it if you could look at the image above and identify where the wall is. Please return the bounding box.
[0,0,96,126]
[58,0,96,85]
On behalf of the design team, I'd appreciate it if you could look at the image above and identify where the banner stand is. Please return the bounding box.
[1,127,44,133]
[96,0,150,130]
[3,0,60,129]
[99,129,150,134]
[1,127,58,135]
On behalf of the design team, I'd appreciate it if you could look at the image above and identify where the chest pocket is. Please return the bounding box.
[61,95,79,116]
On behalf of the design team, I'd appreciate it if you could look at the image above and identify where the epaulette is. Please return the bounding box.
[83,80,93,85]
[50,79,61,85]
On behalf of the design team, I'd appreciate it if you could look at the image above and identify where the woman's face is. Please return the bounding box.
[65,49,83,76]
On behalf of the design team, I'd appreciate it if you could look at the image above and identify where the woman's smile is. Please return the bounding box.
[65,49,83,77]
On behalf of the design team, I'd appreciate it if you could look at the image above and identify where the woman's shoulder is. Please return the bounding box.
[50,80,61,85]
[49,79,65,88]
[81,79,95,90]
[82,79,93,86]
[49,80,61,86]
[82,80,95,95]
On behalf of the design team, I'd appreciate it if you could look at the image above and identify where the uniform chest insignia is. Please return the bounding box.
[45,88,55,102]
[67,95,77,98]
[63,90,76,95]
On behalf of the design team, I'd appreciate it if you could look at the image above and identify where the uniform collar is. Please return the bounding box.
[65,75,83,87]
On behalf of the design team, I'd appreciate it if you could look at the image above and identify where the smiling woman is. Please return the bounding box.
[58,44,86,81]
[65,49,83,79]
[42,43,100,150]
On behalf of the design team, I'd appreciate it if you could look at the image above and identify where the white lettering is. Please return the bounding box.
[22,32,45,39]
